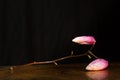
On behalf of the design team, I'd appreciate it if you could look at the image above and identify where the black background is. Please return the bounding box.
[0,0,119,66]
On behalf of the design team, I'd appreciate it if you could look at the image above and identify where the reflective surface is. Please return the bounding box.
[0,62,120,80]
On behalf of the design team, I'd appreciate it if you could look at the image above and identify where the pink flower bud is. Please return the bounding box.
[72,36,96,45]
[86,58,109,71]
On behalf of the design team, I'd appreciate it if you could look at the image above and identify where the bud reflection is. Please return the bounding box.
[86,70,109,80]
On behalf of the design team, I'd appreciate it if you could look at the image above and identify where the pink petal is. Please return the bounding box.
[86,58,109,71]
[72,36,96,45]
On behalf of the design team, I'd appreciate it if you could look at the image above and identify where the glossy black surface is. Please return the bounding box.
[0,62,120,80]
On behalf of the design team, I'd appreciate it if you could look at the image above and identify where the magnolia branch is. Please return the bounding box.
[9,50,98,72]
[9,36,99,72]
[23,50,98,66]
[24,52,89,66]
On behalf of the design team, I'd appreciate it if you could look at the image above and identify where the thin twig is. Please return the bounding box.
[23,52,88,66]
[89,44,95,51]
[9,43,99,72]
[22,44,97,66]
[88,50,99,58]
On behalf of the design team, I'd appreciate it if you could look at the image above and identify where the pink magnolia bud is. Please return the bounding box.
[86,58,109,71]
[72,36,96,45]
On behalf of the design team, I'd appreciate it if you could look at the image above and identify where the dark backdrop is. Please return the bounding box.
[0,0,119,66]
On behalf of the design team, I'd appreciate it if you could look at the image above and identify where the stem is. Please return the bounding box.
[9,42,100,71]
[89,44,95,51]
[12,43,98,67]
[88,50,99,58]
[23,52,88,66]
